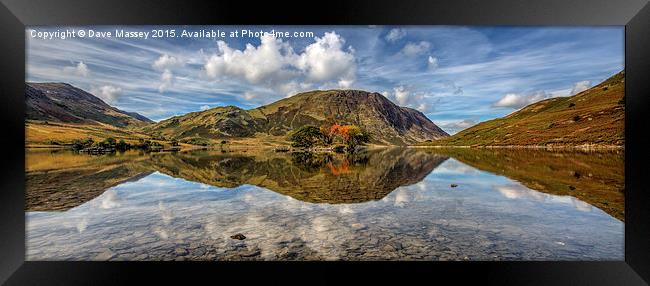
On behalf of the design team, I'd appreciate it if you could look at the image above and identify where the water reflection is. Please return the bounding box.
[27,148,449,209]
[426,148,625,221]
[25,147,624,260]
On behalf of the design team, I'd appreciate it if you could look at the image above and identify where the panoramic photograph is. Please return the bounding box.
[25,25,624,261]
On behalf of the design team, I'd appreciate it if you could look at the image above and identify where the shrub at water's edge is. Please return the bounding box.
[69,137,175,154]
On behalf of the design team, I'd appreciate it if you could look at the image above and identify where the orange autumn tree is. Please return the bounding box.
[326,123,371,152]
[330,124,352,141]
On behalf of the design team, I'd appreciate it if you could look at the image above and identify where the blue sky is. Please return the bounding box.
[26,26,624,134]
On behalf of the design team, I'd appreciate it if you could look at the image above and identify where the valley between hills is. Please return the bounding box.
[25,71,625,151]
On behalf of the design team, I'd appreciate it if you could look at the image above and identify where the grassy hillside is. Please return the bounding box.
[140,106,267,140]
[25,120,202,151]
[26,120,151,146]
[425,71,625,147]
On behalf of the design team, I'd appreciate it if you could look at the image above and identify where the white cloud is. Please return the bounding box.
[200,105,210,111]
[204,32,356,94]
[243,92,255,100]
[493,91,549,109]
[280,82,315,97]
[296,32,356,87]
[153,54,184,93]
[440,119,477,133]
[383,86,432,112]
[443,81,463,95]
[91,85,123,104]
[570,80,592,95]
[388,86,411,106]
[62,61,89,77]
[428,56,439,69]
[385,28,406,42]
[205,34,293,84]
[401,41,431,57]
[152,54,184,71]
[158,69,174,93]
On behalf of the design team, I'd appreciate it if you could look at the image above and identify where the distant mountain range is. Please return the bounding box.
[427,71,625,147]
[26,83,153,128]
[25,83,448,145]
[25,71,624,147]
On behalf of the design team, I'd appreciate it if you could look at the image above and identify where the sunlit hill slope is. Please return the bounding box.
[425,71,625,147]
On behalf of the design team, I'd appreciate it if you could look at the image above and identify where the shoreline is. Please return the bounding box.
[25,144,209,152]
[410,144,624,151]
[27,143,625,152]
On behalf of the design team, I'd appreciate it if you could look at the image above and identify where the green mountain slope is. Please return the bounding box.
[426,71,625,147]
[142,105,266,138]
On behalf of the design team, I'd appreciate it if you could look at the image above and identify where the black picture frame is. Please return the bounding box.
[1,0,649,285]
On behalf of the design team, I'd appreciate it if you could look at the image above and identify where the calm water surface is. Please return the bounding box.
[25,147,624,261]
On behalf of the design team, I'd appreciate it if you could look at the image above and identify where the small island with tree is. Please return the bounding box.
[288,123,371,153]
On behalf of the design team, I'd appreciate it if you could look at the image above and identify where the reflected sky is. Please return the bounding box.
[26,157,623,261]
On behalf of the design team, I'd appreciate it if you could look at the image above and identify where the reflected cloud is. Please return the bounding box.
[100,191,121,209]
[337,205,355,215]
[303,216,353,260]
[571,198,594,212]
[76,218,88,233]
[393,189,409,207]
[495,184,597,213]
[26,149,624,261]
[159,201,174,225]
[437,159,480,175]
[153,227,169,240]
[495,184,548,202]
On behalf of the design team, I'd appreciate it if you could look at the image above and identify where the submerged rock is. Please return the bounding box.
[230,233,246,240]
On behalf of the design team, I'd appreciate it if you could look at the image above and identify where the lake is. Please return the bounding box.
[25,147,624,261]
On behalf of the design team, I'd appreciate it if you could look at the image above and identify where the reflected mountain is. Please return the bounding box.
[26,148,448,210]
[425,148,625,221]
[26,149,153,211]
[139,148,449,204]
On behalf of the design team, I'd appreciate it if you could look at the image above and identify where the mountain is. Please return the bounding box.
[26,82,153,128]
[427,71,625,147]
[145,90,449,145]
